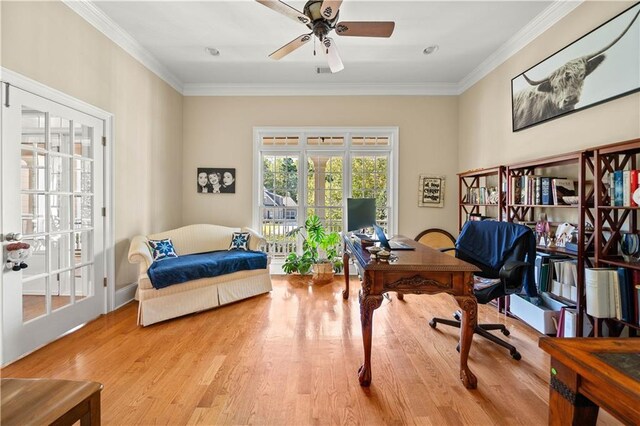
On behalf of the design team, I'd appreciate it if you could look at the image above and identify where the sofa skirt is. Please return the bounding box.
[137,269,272,326]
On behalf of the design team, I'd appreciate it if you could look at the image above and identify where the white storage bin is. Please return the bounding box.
[509,292,568,335]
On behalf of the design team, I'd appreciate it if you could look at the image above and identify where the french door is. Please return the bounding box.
[1,85,105,364]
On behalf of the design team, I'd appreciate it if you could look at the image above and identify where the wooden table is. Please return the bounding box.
[342,235,480,389]
[1,378,103,425]
[539,337,640,425]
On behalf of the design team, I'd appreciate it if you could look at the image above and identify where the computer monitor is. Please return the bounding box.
[347,198,376,232]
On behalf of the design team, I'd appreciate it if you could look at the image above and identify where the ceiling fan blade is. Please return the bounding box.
[323,38,344,73]
[255,0,311,26]
[320,0,343,20]
[269,33,313,60]
[335,21,395,37]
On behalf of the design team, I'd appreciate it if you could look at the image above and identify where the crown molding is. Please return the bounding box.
[62,0,184,94]
[66,0,583,97]
[182,82,459,96]
[458,0,583,94]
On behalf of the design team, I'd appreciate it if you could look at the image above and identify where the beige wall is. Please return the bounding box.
[183,96,459,240]
[459,1,640,171]
[5,0,637,292]
[1,1,184,290]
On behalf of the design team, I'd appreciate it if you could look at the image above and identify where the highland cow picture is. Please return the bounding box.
[511,3,640,131]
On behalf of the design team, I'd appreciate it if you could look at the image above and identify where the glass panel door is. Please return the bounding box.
[2,85,104,365]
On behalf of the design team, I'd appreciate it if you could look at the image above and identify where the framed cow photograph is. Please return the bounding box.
[511,2,640,132]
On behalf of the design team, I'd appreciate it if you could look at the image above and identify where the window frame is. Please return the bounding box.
[253,127,399,246]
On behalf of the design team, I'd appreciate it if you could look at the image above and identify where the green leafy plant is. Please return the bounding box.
[282,214,344,275]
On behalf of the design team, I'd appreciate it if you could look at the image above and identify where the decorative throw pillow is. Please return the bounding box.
[229,232,251,251]
[148,238,178,261]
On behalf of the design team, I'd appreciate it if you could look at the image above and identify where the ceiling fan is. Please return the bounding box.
[256,0,395,73]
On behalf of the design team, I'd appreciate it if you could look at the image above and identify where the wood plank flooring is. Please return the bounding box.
[2,276,621,425]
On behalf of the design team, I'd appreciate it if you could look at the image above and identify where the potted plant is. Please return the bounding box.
[282,214,343,282]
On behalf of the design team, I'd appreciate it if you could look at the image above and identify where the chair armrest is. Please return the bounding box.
[128,235,153,271]
[241,227,267,251]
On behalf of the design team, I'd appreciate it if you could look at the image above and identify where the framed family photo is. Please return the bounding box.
[197,168,236,194]
[418,174,445,208]
[511,2,640,131]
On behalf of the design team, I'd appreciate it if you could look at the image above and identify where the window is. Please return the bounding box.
[254,128,398,261]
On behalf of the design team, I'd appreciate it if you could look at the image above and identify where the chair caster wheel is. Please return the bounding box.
[501,329,510,336]
[511,351,521,361]
[456,343,460,353]
[429,319,437,329]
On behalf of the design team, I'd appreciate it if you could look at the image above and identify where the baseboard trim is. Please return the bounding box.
[115,282,137,310]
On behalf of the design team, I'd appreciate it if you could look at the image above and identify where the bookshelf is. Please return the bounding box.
[593,137,640,337]
[457,166,506,232]
[459,142,640,338]
[505,151,595,337]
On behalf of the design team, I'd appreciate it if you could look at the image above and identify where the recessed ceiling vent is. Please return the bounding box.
[316,67,332,74]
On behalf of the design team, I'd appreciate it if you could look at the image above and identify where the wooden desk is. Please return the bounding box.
[1,378,103,426]
[539,337,640,425]
[342,235,480,389]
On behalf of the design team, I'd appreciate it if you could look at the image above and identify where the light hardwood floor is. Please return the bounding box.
[2,276,620,425]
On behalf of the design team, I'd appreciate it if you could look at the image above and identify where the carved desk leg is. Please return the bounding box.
[342,249,350,300]
[455,294,478,389]
[358,286,383,387]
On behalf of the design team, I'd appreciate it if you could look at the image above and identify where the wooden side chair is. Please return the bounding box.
[414,228,456,255]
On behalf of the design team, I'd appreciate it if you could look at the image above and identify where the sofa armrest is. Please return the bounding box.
[242,227,267,251]
[128,235,153,272]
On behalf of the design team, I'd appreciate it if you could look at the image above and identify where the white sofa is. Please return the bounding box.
[128,224,272,326]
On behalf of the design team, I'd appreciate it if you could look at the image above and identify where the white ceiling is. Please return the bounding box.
[75,0,582,94]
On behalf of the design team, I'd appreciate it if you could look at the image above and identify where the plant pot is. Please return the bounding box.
[312,262,334,284]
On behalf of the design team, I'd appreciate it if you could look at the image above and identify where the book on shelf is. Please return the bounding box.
[585,267,638,322]
[632,170,639,207]
[617,268,637,323]
[541,177,552,205]
[511,176,521,204]
[535,253,570,294]
[613,170,623,206]
[585,268,617,318]
[623,170,631,207]
[548,258,577,302]
[608,169,640,207]
[553,300,582,338]
[564,241,579,253]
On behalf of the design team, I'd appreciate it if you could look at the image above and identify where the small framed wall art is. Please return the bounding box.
[418,174,445,208]
[197,168,236,194]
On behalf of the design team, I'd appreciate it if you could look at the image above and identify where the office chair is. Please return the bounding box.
[429,221,537,360]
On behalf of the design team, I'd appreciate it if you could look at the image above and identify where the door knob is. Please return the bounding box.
[4,232,23,242]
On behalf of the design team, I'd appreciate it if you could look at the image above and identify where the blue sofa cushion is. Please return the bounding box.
[147,250,268,289]
[148,238,178,261]
[229,232,251,251]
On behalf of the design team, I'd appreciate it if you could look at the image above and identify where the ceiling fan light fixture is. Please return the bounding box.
[305,0,324,21]
[206,47,220,57]
[423,45,439,55]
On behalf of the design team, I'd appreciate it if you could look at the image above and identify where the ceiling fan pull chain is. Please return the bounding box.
[313,36,316,56]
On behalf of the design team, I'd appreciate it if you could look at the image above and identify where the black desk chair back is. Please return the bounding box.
[429,220,535,360]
